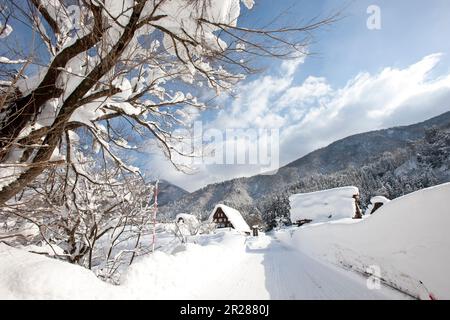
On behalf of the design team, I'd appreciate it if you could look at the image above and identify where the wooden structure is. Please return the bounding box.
[208,204,251,234]
[211,206,233,228]
[352,194,362,219]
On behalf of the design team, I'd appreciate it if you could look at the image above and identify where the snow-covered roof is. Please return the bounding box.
[289,186,359,223]
[208,204,251,233]
[370,196,390,204]
[365,196,391,215]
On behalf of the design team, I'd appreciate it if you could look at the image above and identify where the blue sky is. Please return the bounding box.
[144,0,450,191]
[256,0,450,86]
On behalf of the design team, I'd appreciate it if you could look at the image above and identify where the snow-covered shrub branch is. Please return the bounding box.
[0,149,156,279]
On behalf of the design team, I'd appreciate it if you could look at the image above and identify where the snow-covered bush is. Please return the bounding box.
[175,213,201,236]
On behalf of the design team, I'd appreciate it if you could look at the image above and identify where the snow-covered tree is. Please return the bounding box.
[0,149,155,276]
[260,192,290,230]
[417,127,450,170]
[0,0,336,205]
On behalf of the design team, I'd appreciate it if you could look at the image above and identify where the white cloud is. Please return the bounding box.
[146,53,450,191]
[279,53,450,159]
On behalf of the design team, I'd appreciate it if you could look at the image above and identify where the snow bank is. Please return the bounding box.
[289,186,359,222]
[0,230,249,299]
[0,244,114,299]
[122,231,247,299]
[208,204,251,233]
[276,183,450,299]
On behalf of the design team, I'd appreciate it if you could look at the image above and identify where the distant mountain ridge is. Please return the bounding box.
[155,180,189,206]
[159,111,450,222]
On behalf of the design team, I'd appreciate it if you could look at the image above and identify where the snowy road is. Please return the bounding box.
[192,234,408,300]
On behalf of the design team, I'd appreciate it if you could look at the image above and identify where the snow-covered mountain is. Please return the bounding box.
[160,111,450,223]
[156,180,189,206]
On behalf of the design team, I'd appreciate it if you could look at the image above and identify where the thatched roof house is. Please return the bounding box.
[208,204,251,233]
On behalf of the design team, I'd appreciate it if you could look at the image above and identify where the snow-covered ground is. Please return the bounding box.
[1,183,449,300]
[0,229,406,299]
[275,182,450,300]
[123,231,409,299]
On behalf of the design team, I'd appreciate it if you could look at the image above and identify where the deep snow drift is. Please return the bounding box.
[276,182,450,299]
[0,243,112,299]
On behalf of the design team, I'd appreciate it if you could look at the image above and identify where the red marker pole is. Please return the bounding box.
[152,180,159,253]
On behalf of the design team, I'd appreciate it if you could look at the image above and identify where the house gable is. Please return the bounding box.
[208,204,251,233]
[212,207,233,228]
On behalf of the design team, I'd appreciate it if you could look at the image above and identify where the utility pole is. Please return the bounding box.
[152,180,159,253]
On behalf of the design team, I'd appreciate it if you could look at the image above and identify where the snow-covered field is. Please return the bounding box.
[0,230,406,299]
[0,183,449,299]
